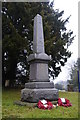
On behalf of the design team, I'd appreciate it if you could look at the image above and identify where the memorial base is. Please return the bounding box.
[21,87,58,103]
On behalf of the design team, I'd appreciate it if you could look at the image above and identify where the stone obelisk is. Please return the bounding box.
[21,14,58,102]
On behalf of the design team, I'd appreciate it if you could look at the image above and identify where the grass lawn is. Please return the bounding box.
[2,88,79,119]
[0,89,2,120]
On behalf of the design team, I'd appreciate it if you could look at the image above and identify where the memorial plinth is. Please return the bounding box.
[21,14,58,102]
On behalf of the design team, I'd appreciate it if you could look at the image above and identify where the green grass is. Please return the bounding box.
[2,88,78,119]
[0,88,2,120]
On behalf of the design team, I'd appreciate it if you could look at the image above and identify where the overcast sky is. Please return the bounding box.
[50,0,79,83]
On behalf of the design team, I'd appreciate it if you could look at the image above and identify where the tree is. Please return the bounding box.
[77,58,80,70]
[2,3,28,86]
[68,61,78,91]
[2,2,74,87]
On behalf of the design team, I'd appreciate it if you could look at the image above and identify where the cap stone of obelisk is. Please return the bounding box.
[21,14,58,102]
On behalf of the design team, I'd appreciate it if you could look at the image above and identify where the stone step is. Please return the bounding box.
[25,82,54,89]
[14,100,58,106]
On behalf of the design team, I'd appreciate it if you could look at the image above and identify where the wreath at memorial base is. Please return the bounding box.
[37,98,72,110]
[37,99,53,110]
[58,98,72,107]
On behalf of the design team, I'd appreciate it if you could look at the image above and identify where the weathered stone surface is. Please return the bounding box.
[14,101,37,107]
[33,14,45,53]
[21,88,59,102]
[25,82,54,89]
[14,100,58,107]
[21,14,59,102]
[29,62,49,82]
[28,53,51,62]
